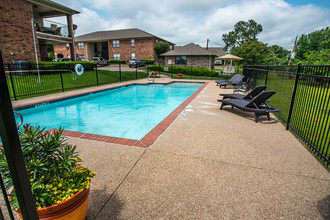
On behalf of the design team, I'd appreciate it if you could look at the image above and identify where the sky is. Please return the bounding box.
[51,0,330,50]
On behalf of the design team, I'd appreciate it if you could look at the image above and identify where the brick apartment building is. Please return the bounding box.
[54,28,174,61]
[0,0,79,64]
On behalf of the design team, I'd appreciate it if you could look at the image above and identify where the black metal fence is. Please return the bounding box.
[5,63,233,100]
[243,64,330,167]
[5,63,149,100]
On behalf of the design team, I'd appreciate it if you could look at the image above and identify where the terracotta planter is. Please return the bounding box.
[16,187,90,220]
[177,74,183,79]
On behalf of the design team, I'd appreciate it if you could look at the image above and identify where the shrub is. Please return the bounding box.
[109,60,126,64]
[28,61,95,73]
[142,59,155,64]
[148,65,216,77]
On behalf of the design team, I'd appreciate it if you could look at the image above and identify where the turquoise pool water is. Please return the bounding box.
[15,82,203,140]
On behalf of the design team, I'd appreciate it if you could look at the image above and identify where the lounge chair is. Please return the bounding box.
[218,90,280,122]
[215,74,239,85]
[219,85,267,100]
[215,74,245,88]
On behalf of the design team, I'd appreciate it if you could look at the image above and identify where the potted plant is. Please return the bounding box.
[151,72,158,77]
[0,124,96,220]
[177,73,183,79]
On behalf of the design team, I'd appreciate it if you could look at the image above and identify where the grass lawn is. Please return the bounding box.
[7,70,148,100]
[262,72,329,167]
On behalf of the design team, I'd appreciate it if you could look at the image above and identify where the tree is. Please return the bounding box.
[269,45,290,59]
[222,19,263,51]
[295,27,330,60]
[232,40,270,65]
[154,41,170,59]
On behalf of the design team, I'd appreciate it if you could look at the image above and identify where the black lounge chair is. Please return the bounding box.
[216,74,240,86]
[215,74,245,88]
[218,90,280,122]
[219,85,267,100]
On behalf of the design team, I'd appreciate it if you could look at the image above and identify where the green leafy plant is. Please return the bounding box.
[0,124,96,210]
[28,61,95,72]
[148,65,216,77]
[142,59,155,64]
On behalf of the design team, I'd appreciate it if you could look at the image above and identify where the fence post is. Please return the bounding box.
[119,64,122,82]
[9,71,17,101]
[95,64,99,86]
[265,65,269,86]
[171,64,173,79]
[136,64,138,80]
[59,71,64,92]
[0,48,39,220]
[286,63,301,130]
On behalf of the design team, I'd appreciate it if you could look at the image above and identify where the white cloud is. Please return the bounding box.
[52,0,329,49]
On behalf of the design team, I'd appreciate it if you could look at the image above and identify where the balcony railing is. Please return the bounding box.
[35,20,70,37]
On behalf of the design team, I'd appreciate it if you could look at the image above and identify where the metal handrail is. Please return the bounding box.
[13,111,23,128]
[147,71,156,82]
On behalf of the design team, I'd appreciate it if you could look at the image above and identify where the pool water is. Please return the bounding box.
[15,82,203,140]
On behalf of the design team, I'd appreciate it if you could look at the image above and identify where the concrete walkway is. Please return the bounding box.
[63,80,329,219]
[9,78,330,219]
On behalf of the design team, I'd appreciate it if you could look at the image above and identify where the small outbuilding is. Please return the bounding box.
[160,43,225,69]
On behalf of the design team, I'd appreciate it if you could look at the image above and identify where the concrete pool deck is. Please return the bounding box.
[11,78,330,219]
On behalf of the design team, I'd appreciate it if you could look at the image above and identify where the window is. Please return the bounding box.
[175,56,187,65]
[77,43,84,49]
[131,39,135,47]
[131,53,135,59]
[113,53,120,60]
[113,40,119,47]
[66,44,69,50]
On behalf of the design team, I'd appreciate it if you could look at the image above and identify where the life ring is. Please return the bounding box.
[75,64,84,76]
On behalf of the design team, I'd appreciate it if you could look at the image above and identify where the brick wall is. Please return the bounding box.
[164,56,215,69]
[54,43,87,59]
[54,38,156,61]
[0,0,37,63]
[109,38,155,61]
[188,56,213,68]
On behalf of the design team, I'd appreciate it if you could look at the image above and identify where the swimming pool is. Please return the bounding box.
[15,82,204,140]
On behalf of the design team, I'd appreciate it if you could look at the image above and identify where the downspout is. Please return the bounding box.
[31,18,41,84]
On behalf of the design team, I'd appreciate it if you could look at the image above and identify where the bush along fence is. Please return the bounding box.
[5,62,148,100]
[243,64,330,168]
[146,64,237,80]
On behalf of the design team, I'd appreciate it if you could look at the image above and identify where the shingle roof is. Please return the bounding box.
[161,43,225,57]
[75,28,172,43]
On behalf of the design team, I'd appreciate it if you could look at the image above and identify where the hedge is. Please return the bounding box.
[148,65,216,77]
[142,59,155,64]
[28,61,96,72]
[109,60,126,64]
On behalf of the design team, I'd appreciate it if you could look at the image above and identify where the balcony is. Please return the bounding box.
[35,20,73,44]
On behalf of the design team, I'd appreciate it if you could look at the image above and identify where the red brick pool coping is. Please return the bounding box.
[14,81,208,147]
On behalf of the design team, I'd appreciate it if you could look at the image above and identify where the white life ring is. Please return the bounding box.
[75,64,84,76]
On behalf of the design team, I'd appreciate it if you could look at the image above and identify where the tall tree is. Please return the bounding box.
[154,41,170,59]
[222,19,263,51]
[295,27,330,60]
[232,40,270,65]
[269,45,290,59]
